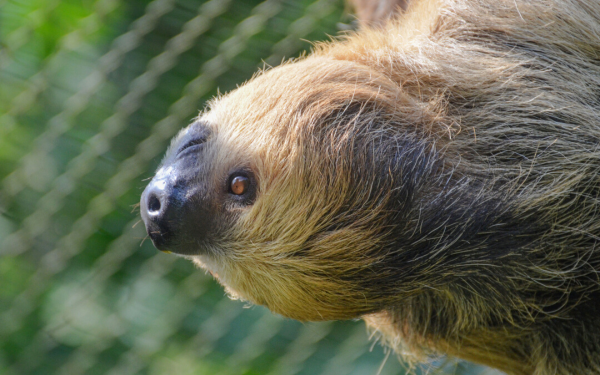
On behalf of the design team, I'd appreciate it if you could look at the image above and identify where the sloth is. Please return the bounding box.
[140,0,600,374]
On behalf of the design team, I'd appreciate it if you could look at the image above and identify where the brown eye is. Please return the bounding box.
[230,176,249,195]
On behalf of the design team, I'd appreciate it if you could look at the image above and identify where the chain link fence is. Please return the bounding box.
[0,1,499,374]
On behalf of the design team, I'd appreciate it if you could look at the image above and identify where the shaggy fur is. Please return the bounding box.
[143,0,600,374]
[349,0,409,26]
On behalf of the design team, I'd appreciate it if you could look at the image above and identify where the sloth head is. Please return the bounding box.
[141,56,441,321]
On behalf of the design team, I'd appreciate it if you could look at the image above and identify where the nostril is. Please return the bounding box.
[147,193,162,215]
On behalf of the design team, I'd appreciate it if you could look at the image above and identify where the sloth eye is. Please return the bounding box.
[229,175,250,195]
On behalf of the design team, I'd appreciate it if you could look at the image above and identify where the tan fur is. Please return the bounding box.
[179,0,600,373]
[349,0,409,26]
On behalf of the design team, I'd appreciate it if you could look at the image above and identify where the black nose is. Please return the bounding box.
[140,179,173,251]
[140,164,213,255]
[146,190,163,216]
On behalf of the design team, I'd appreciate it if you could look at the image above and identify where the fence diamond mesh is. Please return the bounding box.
[0,1,500,374]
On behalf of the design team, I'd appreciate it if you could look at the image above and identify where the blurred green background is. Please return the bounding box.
[0,0,499,374]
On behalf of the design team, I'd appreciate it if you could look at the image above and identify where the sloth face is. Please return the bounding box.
[140,120,258,256]
[140,57,435,320]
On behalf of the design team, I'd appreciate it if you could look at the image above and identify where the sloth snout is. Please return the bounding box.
[140,171,212,255]
[141,178,174,252]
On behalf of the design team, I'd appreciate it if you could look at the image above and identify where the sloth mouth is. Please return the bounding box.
[176,136,207,158]
[176,123,211,158]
